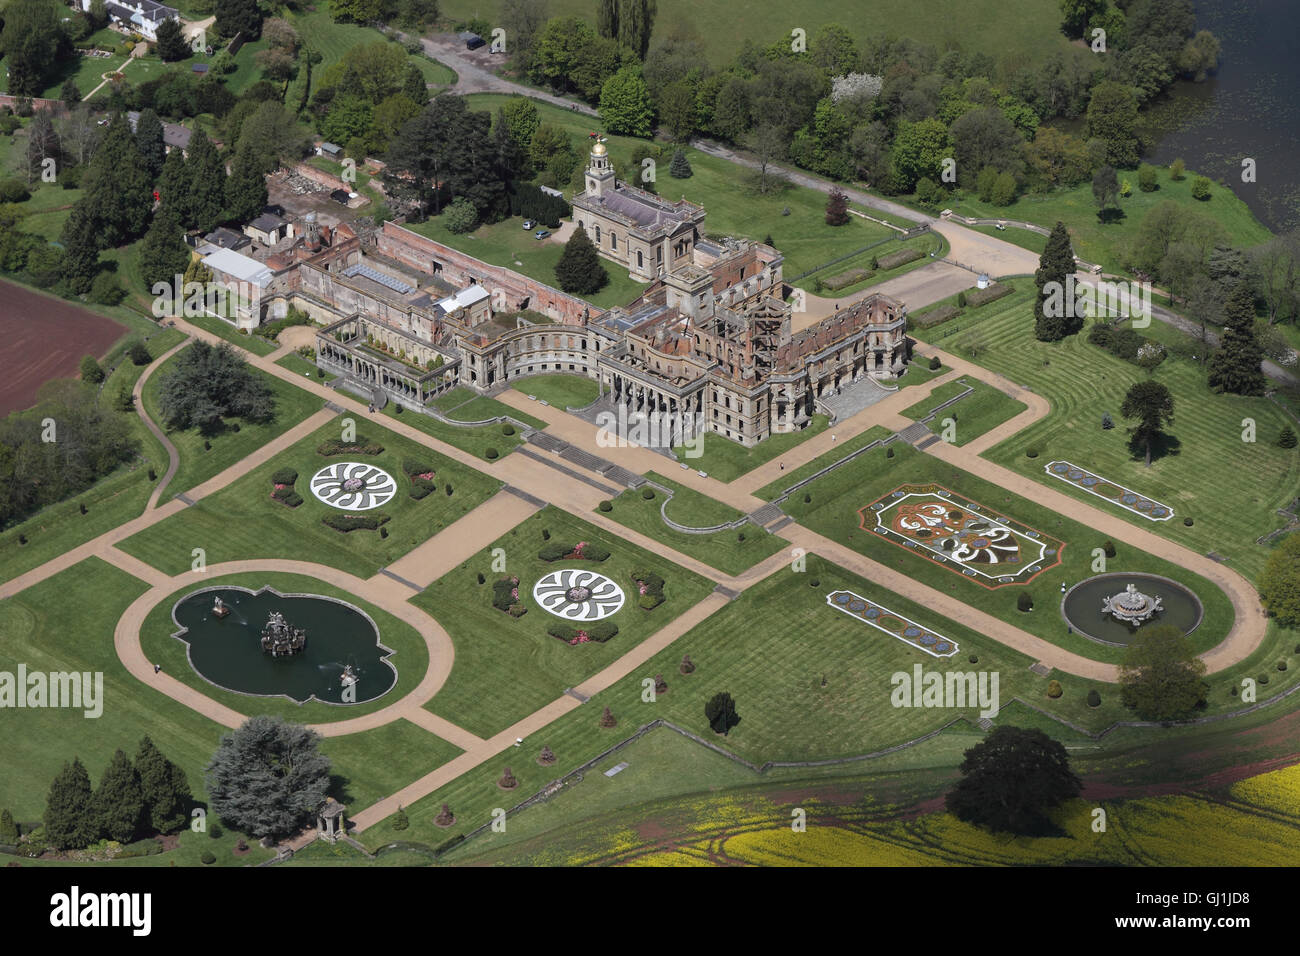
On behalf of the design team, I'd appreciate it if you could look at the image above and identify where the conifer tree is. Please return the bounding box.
[59,203,102,294]
[91,748,145,843]
[78,112,153,246]
[44,757,97,849]
[668,148,692,179]
[135,735,192,834]
[139,209,191,291]
[1034,221,1078,341]
[185,132,228,234]
[135,108,166,180]
[555,223,608,294]
[158,148,191,226]
[1206,281,1267,396]
[224,141,268,225]
[0,808,18,845]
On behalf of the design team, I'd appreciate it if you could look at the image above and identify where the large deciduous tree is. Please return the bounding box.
[1259,533,1300,630]
[1119,624,1207,720]
[205,716,331,840]
[155,17,191,62]
[1086,81,1139,168]
[215,0,262,39]
[598,66,653,137]
[945,726,1082,835]
[704,691,739,735]
[1120,379,1175,466]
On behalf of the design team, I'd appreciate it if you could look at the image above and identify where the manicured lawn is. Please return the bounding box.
[404,215,651,312]
[601,472,785,575]
[755,426,893,501]
[0,559,226,821]
[672,414,830,483]
[781,440,1235,664]
[138,572,431,725]
[513,374,602,409]
[320,719,463,813]
[441,394,547,430]
[142,346,324,496]
[900,378,1027,447]
[380,403,528,460]
[184,315,282,356]
[941,165,1273,274]
[366,550,1120,851]
[415,507,716,739]
[463,94,913,279]
[0,357,170,583]
[445,0,1077,78]
[795,230,947,293]
[915,289,1300,579]
[118,417,502,577]
[967,223,1047,255]
[276,351,324,379]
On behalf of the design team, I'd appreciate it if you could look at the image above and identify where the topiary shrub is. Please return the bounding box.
[599,706,617,728]
[679,654,695,675]
[598,500,613,512]
[391,807,409,831]
[1183,516,1194,527]
[485,447,499,460]
[322,513,390,532]
[1025,448,1038,459]
[928,355,941,370]
[271,467,298,486]
[541,528,550,540]
[804,492,812,503]
[497,767,518,790]
[956,291,967,307]
[1046,679,1063,698]
[886,446,895,458]
[1279,660,1289,672]
[1278,425,1297,449]
[476,572,485,584]
[1103,540,1116,558]
[537,745,556,766]
[968,654,979,664]
[641,487,655,500]
[1086,689,1101,707]
[808,578,820,587]
[200,850,216,864]
[1259,674,1270,685]
[1017,592,1033,612]
[434,803,455,827]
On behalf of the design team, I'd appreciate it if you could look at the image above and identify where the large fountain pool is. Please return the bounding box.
[171,586,397,704]
[1060,573,1203,647]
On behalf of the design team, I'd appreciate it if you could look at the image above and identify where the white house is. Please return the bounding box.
[83,0,180,41]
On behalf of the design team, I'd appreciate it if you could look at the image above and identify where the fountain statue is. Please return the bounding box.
[340,664,358,689]
[1101,582,1163,626]
[212,595,230,619]
[260,610,307,657]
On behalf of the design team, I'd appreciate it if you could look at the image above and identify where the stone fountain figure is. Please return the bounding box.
[212,595,230,619]
[1102,582,1164,626]
[260,610,307,657]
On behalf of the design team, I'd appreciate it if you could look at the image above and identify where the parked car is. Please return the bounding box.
[522,219,535,230]
[534,229,551,240]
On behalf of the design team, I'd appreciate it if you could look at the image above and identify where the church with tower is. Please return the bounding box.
[570,138,707,282]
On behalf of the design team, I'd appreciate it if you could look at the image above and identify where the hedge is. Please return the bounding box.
[876,247,923,271]
[965,283,1012,308]
[271,486,303,507]
[322,513,390,532]
[402,459,433,476]
[546,620,619,643]
[538,540,612,562]
[823,267,873,291]
[409,478,437,500]
[317,438,385,456]
[271,467,298,486]
[910,305,963,328]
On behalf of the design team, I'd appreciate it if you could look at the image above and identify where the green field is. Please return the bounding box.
[901,378,1027,447]
[914,289,1300,578]
[755,426,894,501]
[779,441,1236,665]
[379,402,529,460]
[796,230,948,294]
[601,472,785,575]
[439,394,547,430]
[415,507,716,739]
[117,417,502,577]
[443,0,1077,74]
[512,374,601,409]
[142,347,323,497]
[673,415,831,483]
[942,165,1273,274]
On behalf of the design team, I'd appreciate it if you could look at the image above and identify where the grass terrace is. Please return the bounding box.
[601,472,785,575]
[142,346,323,497]
[913,288,1300,578]
[900,378,1028,447]
[414,507,715,739]
[755,426,894,501]
[380,402,531,460]
[118,417,501,577]
[779,441,1235,664]
[513,374,602,409]
[672,415,831,483]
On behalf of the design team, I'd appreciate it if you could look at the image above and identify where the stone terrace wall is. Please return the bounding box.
[295,161,349,192]
[376,221,594,324]
[0,96,67,115]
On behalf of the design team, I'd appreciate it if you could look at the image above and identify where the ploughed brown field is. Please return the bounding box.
[0,278,126,416]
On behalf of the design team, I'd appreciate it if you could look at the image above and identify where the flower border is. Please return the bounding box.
[1044,460,1174,521]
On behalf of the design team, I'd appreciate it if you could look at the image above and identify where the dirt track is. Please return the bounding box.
[0,278,126,415]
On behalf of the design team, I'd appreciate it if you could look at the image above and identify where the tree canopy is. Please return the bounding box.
[1259,532,1300,629]
[945,725,1082,835]
[1119,624,1207,720]
[156,341,275,434]
[1120,379,1175,466]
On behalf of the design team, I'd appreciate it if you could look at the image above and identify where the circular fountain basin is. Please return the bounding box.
[1060,572,1203,647]
[171,586,397,704]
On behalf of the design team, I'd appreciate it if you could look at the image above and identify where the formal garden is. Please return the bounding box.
[117,417,501,576]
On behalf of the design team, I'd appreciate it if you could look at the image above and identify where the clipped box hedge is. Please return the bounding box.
[877,247,923,271]
[965,283,1012,308]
